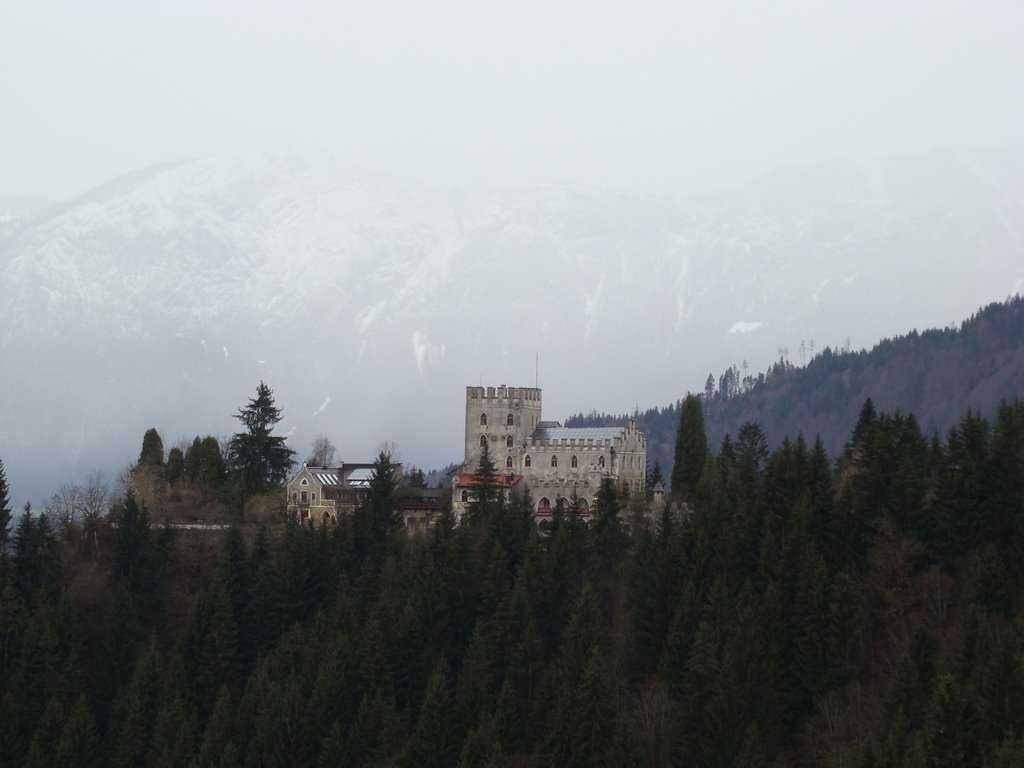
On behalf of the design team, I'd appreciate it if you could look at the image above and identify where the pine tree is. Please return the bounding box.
[185,436,224,488]
[921,674,973,768]
[0,457,11,550]
[406,660,457,768]
[671,393,708,502]
[594,476,626,586]
[466,440,499,527]
[53,693,101,768]
[138,427,165,467]
[354,450,401,566]
[227,382,296,495]
[165,447,184,484]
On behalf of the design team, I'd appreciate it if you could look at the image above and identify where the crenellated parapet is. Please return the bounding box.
[457,385,648,522]
[466,385,542,402]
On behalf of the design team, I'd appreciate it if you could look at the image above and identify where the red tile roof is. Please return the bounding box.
[455,473,522,488]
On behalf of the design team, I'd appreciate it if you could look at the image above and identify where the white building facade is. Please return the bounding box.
[454,385,647,522]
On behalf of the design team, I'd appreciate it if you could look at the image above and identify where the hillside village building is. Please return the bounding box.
[286,463,384,523]
[453,385,647,523]
[286,461,445,528]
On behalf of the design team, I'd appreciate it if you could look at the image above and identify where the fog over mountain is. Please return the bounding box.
[1,148,1022,505]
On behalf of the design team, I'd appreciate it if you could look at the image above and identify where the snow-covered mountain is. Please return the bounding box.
[2,149,1022,505]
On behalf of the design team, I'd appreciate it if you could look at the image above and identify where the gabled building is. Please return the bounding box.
[453,385,647,524]
[286,462,393,523]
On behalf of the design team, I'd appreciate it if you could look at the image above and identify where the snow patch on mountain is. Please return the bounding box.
[2,148,1023,505]
[729,321,764,335]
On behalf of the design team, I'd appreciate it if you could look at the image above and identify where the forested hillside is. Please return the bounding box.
[2,395,1024,766]
[570,295,1024,480]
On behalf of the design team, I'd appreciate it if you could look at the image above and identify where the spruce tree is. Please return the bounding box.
[138,428,165,467]
[227,382,295,495]
[184,436,224,488]
[671,393,708,502]
[165,447,184,485]
[0,457,11,549]
[466,440,499,527]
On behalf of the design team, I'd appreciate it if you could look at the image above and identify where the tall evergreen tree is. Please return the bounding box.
[671,393,708,502]
[165,447,185,485]
[0,457,11,550]
[466,440,499,527]
[138,427,165,467]
[184,436,225,488]
[227,382,295,495]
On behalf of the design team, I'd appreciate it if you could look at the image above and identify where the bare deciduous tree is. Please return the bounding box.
[45,483,81,535]
[80,470,109,528]
[307,435,337,467]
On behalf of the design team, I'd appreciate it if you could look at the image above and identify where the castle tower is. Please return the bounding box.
[464,385,543,475]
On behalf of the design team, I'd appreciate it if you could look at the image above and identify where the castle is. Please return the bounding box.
[452,385,647,523]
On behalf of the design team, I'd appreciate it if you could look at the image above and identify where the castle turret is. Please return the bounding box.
[464,385,542,474]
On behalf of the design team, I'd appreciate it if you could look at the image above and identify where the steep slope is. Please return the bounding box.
[571,296,1024,478]
[1,149,1022,503]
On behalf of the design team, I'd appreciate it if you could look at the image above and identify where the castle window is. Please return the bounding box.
[507,413,514,426]
[480,413,488,426]
[461,490,469,502]
[571,455,578,468]
[506,435,514,448]
[598,456,606,468]
[539,497,551,509]
[480,435,487,448]
[506,457,513,469]
[551,456,558,468]
[524,455,531,467]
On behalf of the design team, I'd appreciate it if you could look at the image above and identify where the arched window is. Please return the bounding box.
[506,456,513,469]
[598,455,605,468]
[539,497,551,509]
[480,435,487,448]
[551,455,558,468]
[506,435,514,448]
[571,455,578,468]
[507,413,514,426]
[480,413,487,426]
[524,455,531,467]
[461,490,469,502]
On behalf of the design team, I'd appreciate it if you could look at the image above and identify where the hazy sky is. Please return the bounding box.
[2,1,1022,200]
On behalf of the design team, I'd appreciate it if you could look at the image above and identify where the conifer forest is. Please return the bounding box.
[2,387,1024,767]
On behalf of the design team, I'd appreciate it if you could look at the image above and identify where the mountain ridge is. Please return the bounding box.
[2,148,1022,505]
[568,295,1024,480]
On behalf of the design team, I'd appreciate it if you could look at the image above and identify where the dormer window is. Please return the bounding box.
[480,413,488,426]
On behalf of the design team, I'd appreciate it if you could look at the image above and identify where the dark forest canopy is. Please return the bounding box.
[569,294,1024,485]
[2,395,1024,766]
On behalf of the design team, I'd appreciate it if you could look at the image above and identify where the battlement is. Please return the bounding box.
[466,385,542,402]
[526,437,613,448]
